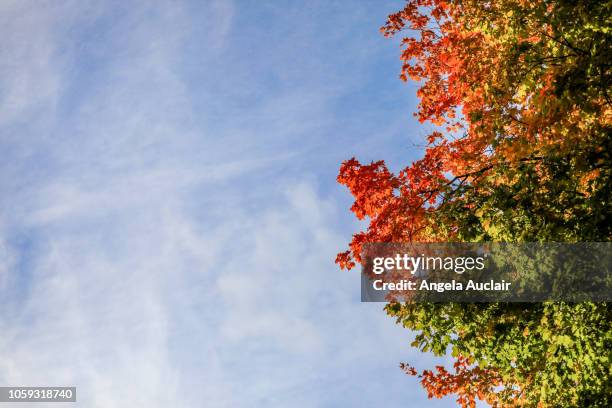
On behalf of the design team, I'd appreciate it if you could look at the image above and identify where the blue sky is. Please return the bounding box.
[0,1,457,407]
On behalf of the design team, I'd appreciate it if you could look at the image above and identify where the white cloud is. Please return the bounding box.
[0,1,454,407]
[0,1,61,126]
[0,175,405,407]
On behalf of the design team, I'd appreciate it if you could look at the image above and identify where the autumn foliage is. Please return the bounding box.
[400,357,506,407]
[337,1,611,406]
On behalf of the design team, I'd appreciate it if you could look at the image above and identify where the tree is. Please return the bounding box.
[337,1,611,406]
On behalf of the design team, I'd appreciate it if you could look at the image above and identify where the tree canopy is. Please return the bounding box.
[337,1,611,406]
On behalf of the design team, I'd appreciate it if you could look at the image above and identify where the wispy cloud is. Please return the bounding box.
[0,1,454,407]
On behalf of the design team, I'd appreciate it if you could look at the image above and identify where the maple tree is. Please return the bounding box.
[337,1,611,406]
